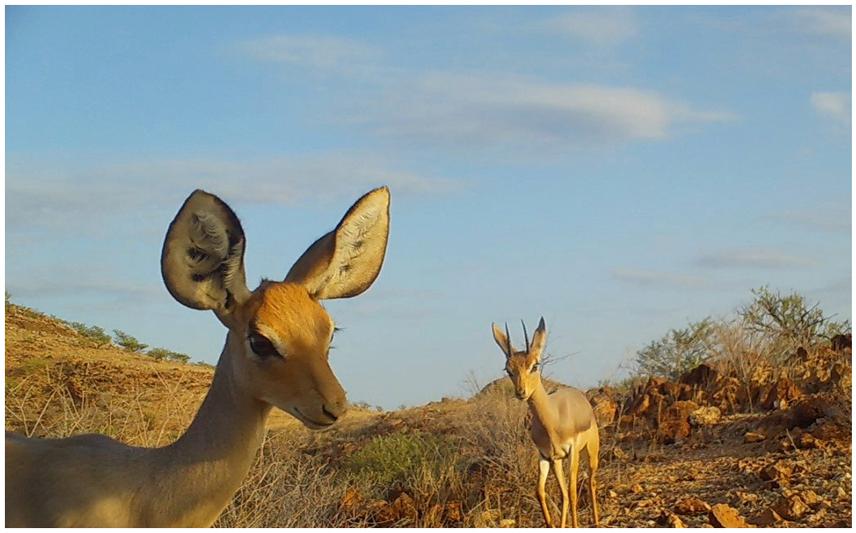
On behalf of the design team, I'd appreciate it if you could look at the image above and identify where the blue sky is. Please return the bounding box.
[6,6,851,409]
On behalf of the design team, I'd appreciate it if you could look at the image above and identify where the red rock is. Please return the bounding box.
[752,507,783,526]
[658,400,699,444]
[708,503,749,528]
[690,406,721,426]
[772,494,810,521]
[743,431,766,443]
[761,377,802,410]
[674,497,711,515]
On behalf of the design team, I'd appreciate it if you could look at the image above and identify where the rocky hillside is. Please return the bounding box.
[4,302,852,527]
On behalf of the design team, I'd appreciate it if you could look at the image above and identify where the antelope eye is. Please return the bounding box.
[531,363,539,372]
[248,333,279,359]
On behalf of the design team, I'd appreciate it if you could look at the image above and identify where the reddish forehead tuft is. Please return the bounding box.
[255,283,332,350]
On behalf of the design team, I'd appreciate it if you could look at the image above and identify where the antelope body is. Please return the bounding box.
[492,318,600,528]
[6,186,391,527]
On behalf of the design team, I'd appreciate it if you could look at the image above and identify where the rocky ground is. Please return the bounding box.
[5,302,853,527]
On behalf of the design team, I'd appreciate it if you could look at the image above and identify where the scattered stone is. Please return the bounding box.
[674,497,711,515]
[475,509,501,528]
[761,377,802,410]
[658,400,699,444]
[498,519,516,528]
[680,363,719,387]
[796,431,820,449]
[772,494,810,521]
[800,489,823,508]
[708,503,749,528]
[608,489,619,499]
[630,483,644,494]
[759,460,793,485]
[690,406,721,427]
[658,509,686,528]
[366,500,396,527]
[743,431,766,443]
[391,492,418,523]
[752,507,784,527]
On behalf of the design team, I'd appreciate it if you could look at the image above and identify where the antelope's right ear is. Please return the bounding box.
[492,323,513,358]
[161,190,251,316]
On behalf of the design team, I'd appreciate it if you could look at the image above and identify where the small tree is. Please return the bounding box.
[635,317,716,379]
[739,286,848,357]
[147,347,190,364]
[113,329,148,353]
[166,352,190,364]
[69,322,113,347]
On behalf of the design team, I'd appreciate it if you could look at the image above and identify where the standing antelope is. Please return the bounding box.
[6,186,391,527]
[491,318,600,528]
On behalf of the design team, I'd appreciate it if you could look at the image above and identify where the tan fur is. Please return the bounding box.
[492,319,600,528]
[6,187,391,527]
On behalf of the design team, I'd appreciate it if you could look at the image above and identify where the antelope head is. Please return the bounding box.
[161,187,390,429]
[491,317,547,401]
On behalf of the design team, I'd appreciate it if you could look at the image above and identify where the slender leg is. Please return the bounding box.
[568,446,579,528]
[588,437,600,527]
[537,459,553,527]
[551,458,569,528]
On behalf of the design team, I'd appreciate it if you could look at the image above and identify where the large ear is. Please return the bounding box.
[492,323,514,358]
[285,186,390,300]
[528,317,548,362]
[161,190,251,315]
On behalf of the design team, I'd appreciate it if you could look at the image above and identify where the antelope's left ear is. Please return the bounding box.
[285,186,390,300]
[529,317,548,361]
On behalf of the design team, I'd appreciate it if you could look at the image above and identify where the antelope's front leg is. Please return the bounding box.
[537,459,553,527]
[551,459,569,528]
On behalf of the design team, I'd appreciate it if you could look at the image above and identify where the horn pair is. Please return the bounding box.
[504,320,530,356]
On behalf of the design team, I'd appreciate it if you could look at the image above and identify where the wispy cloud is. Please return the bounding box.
[239,33,735,151]
[810,91,851,124]
[238,34,380,74]
[540,7,638,47]
[359,73,736,149]
[610,268,707,289]
[695,248,816,270]
[6,153,460,231]
[764,206,851,233]
[791,7,851,41]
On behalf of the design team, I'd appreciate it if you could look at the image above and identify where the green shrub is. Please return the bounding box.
[740,286,850,355]
[68,322,112,347]
[113,329,148,353]
[341,432,459,491]
[634,317,716,379]
[147,348,190,363]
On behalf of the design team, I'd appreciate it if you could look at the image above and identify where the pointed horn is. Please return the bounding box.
[504,322,513,358]
[521,319,529,352]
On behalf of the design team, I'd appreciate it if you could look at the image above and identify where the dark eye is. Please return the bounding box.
[531,363,539,372]
[248,333,279,359]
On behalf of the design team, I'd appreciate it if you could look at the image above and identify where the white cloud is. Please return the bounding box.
[542,8,638,47]
[696,248,816,270]
[361,73,736,149]
[792,7,851,41]
[810,91,851,123]
[238,34,380,73]
[239,33,735,151]
[610,268,707,289]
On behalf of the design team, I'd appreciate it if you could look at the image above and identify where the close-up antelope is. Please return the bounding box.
[5,186,391,527]
[491,318,601,528]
